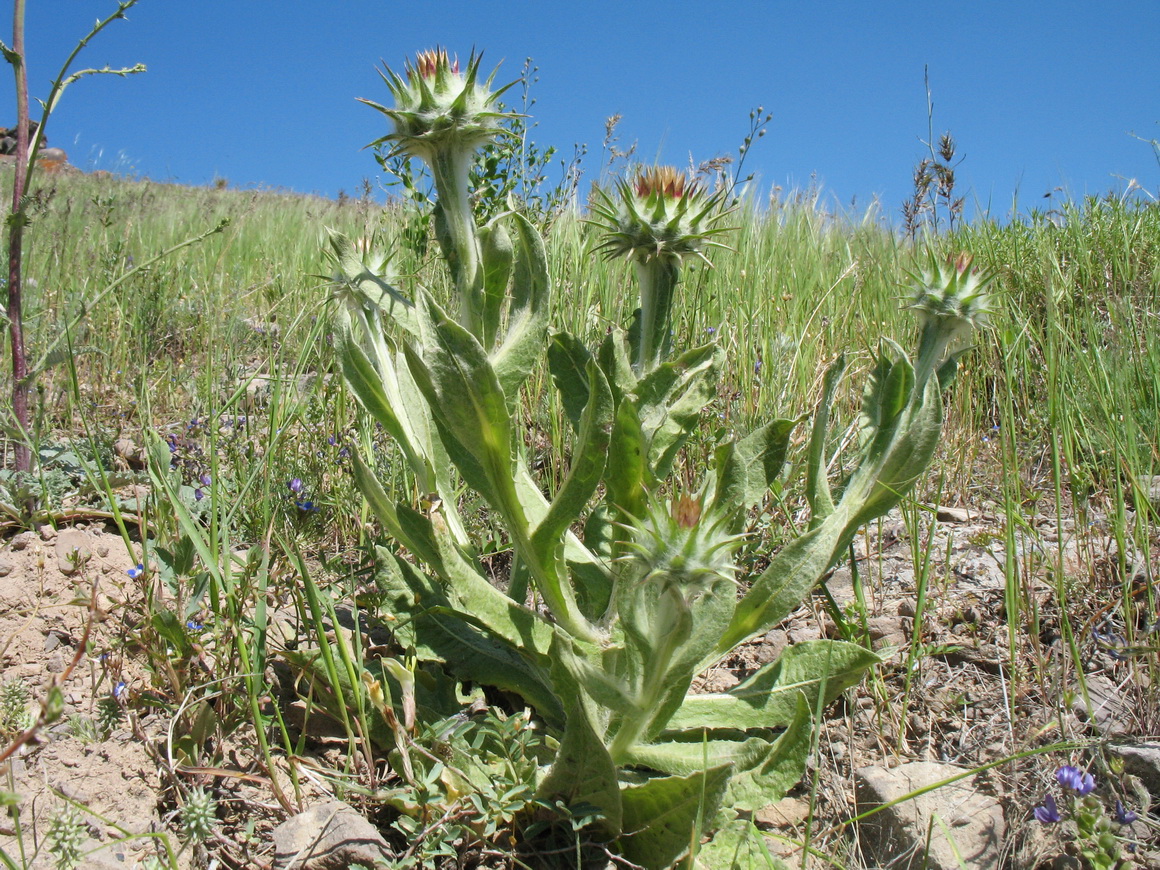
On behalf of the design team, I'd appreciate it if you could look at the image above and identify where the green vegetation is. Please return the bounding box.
[2,50,1158,870]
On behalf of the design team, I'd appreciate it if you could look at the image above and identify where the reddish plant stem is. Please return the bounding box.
[6,0,31,472]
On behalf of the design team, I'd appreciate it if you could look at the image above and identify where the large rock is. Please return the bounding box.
[271,801,394,870]
[1109,742,1160,796]
[855,762,1005,870]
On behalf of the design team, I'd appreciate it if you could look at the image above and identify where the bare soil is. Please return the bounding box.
[1,502,1157,868]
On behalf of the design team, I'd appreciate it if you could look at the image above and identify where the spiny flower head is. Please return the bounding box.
[620,492,745,603]
[907,251,992,343]
[361,48,515,165]
[591,166,734,266]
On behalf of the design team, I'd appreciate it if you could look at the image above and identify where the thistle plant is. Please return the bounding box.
[590,167,733,373]
[322,50,989,868]
[361,48,516,339]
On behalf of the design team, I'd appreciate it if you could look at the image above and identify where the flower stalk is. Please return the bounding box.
[361,48,515,339]
[591,167,732,373]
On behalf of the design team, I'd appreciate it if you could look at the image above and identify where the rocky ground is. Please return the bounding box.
[0,496,1157,869]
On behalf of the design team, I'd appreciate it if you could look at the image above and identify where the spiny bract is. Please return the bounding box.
[591,166,734,266]
[360,48,515,165]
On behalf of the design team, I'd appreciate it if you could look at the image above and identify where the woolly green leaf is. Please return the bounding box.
[716,508,852,654]
[805,353,847,525]
[491,212,550,410]
[479,217,513,348]
[535,699,622,835]
[634,343,721,478]
[532,358,613,556]
[676,640,879,731]
[547,331,594,432]
[606,400,648,519]
[618,766,732,870]
[710,417,797,522]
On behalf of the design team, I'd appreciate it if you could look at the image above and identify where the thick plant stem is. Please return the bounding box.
[6,0,31,473]
[608,592,684,762]
[633,257,680,375]
[430,149,483,338]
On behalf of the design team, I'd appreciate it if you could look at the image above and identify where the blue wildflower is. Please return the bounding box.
[1114,800,1138,826]
[295,499,318,513]
[127,563,144,580]
[1056,765,1096,796]
[1034,793,1061,824]
[113,681,128,700]
[186,619,204,632]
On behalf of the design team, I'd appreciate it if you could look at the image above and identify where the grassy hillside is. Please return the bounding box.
[2,166,1158,867]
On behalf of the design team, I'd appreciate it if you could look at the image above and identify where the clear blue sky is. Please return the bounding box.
[6,1,1159,221]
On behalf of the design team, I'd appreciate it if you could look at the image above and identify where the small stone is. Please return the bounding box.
[936,506,971,523]
[271,801,394,870]
[38,524,57,540]
[0,557,13,577]
[11,531,35,551]
[113,437,143,469]
[865,615,908,649]
[754,796,810,828]
[1072,674,1133,736]
[855,762,1005,870]
[55,529,93,576]
[1108,742,1160,795]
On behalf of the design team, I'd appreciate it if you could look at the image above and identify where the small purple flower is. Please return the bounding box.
[1034,793,1061,824]
[327,435,337,446]
[1056,765,1096,796]
[199,473,212,486]
[127,563,144,580]
[194,488,205,501]
[288,477,304,494]
[754,358,763,375]
[1114,800,1138,826]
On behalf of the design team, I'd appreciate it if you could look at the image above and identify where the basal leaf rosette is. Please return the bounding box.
[591,167,735,374]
